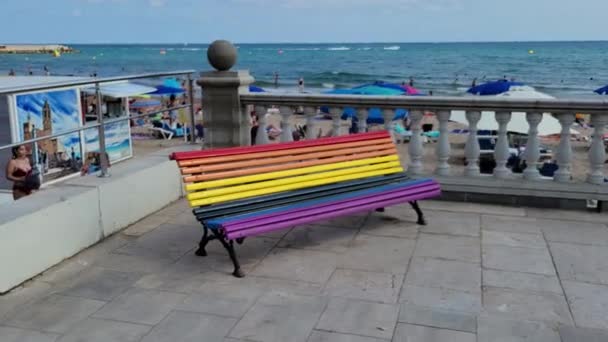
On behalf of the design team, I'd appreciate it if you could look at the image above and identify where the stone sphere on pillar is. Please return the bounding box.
[207,40,237,71]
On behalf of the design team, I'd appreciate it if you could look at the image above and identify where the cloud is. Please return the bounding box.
[232,0,461,10]
[148,0,166,7]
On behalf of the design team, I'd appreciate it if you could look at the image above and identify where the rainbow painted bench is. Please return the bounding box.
[170,131,441,277]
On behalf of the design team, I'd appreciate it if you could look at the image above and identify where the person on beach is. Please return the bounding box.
[8,69,15,76]
[409,77,414,87]
[298,78,304,92]
[471,78,477,88]
[5,145,33,200]
[274,72,279,87]
[44,65,50,76]
[28,67,33,76]
[167,94,178,122]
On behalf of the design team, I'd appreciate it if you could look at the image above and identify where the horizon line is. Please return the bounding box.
[3,39,608,45]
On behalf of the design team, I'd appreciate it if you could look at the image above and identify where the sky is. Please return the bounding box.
[1,0,607,43]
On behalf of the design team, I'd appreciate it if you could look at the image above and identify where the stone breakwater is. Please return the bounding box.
[0,44,75,54]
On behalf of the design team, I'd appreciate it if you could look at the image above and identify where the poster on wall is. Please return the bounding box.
[14,88,83,182]
[84,120,132,165]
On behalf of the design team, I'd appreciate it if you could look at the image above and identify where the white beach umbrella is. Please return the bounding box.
[451,86,579,136]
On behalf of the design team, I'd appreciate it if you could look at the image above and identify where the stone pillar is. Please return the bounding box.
[197,40,254,148]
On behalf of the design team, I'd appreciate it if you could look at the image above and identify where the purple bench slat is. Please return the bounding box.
[220,179,438,229]
[225,183,440,239]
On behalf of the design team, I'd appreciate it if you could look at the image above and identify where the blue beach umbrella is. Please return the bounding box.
[249,85,266,93]
[467,80,525,95]
[149,85,185,95]
[594,85,608,95]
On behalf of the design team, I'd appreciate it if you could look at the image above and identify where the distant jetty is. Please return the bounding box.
[0,44,76,55]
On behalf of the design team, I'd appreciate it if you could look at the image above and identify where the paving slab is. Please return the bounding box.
[338,234,416,274]
[3,294,105,334]
[419,210,480,237]
[57,318,151,342]
[0,326,59,342]
[562,280,608,330]
[393,323,476,342]
[414,234,480,263]
[541,221,608,246]
[398,304,477,333]
[550,242,608,285]
[405,257,481,293]
[310,214,368,230]
[229,292,326,342]
[176,283,263,318]
[92,288,186,325]
[60,267,142,301]
[115,223,200,260]
[134,269,209,294]
[0,281,54,321]
[481,215,544,234]
[477,315,560,342]
[315,297,399,340]
[251,248,338,284]
[360,214,418,239]
[482,269,562,294]
[399,285,482,313]
[482,287,573,325]
[482,230,546,249]
[559,325,608,342]
[322,268,403,304]
[278,225,358,253]
[141,310,237,342]
[307,331,385,342]
[422,201,526,216]
[482,244,555,275]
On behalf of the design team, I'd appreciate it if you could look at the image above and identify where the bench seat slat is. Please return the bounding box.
[189,165,404,207]
[171,131,389,161]
[182,145,397,181]
[186,155,399,192]
[193,174,411,219]
[223,184,441,239]
[207,179,436,227]
[179,138,394,169]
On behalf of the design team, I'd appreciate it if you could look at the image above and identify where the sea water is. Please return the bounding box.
[2,41,608,98]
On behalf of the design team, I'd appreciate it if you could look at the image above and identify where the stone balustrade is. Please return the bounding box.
[240,93,608,203]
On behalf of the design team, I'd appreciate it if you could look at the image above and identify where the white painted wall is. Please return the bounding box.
[0,145,192,294]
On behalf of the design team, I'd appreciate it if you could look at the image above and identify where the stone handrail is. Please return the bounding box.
[240,92,608,202]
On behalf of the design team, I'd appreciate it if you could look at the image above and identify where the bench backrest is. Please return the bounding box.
[170,131,403,208]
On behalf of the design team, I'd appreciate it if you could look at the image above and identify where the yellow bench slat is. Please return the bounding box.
[186,160,402,201]
[189,166,404,207]
[185,155,400,192]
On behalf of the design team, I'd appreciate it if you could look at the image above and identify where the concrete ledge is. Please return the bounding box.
[0,144,195,294]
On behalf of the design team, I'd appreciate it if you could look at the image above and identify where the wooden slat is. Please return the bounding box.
[177,137,393,168]
[171,131,389,161]
[183,147,398,182]
[189,166,405,207]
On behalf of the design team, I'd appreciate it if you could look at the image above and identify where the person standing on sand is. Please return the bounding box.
[5,145,33,200]
[471,78,477,88]
[8,69,15,76]
[274,72,279,88]
[298,78,304,92]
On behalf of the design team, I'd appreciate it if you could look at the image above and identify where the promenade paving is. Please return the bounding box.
[1,199,608,342]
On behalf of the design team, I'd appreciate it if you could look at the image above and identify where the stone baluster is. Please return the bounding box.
[241,104,253,146]
[435,110,451,176]
[554,112,575,182]
[279,106,294,142]
[493,111,512,179]
[408,110,424,175]
[254,105,270,145]
[587,113,608,184]
[356,108,368,133]
[330,107,342,136]
[382,109,395,141]
[523,112,543,180]
[303,106,317,140]
[464,111,481,177]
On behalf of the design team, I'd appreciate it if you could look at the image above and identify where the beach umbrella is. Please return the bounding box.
[149,85,185,95]
[249,85,266,93]
[326,85,404,96]
[594,85,608,95]
[467,80,525,95]
[162,78,182,89]
[130,99,161,108]
[452,87,578,136]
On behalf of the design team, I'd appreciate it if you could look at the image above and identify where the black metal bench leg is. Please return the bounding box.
[195,224,209,257]
[409,201,427,225]
[212,230,245,278]
[375,208,385,213]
